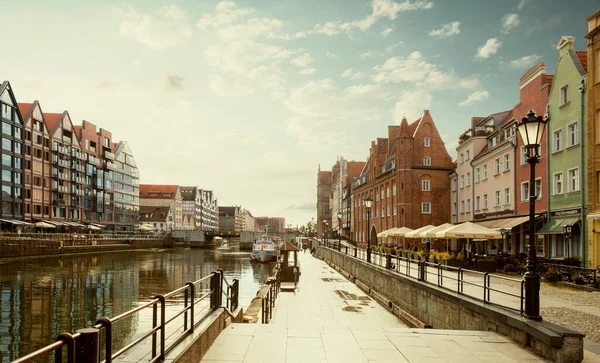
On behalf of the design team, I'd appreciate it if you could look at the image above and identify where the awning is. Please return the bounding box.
[405,225,436,238]
[536,217,580,234]
[476,216,531,230]
[42,220,67,226]
[90,223,106,228]
[0,219,32,226]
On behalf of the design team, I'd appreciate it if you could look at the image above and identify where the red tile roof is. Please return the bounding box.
[576,51,587,72]
[139,184,179,199]
[18,103,33,120]
[544,75,554,84]
[475,144,489,159]
[347,161,366,181]
[409,119,419,135]
[519,62,545,82]
[44,112,63,133]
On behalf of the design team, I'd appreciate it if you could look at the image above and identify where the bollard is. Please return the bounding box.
[76,328,100,363]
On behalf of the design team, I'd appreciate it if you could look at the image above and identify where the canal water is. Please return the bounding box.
[0,247,273,362]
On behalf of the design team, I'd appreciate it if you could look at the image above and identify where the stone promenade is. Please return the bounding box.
[199,251,564,363]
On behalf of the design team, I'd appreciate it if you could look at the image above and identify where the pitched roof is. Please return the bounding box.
[576,51,587,72]
[44,112,63,133]
[519,62,546,82]
[139,184,179,198]
[279,241,302,252]
[219,206,238,215]
[139,206,171,222]
[179,186,197,201]
[18,103,33,121]
[409,119,419,135]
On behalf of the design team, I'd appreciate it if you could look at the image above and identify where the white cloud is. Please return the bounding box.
[458,91,489,106]
[118,5,193,49]
[428,21,461,38]
[312,0,433,36]
[373,51,479,90]
[341,69,364,80]
[393,89,432,122]
[500,54,542,70]
[291,53,314,68]
[501,13,520,33]
[517,0,529,10]
[381,27,394,37]
[344,84,381,95]
[476,38,502,59]
[196,1,254,30]
[325,52,338,58]
[299,68,318,75]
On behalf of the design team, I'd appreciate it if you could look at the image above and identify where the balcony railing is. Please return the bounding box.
[88,157,100,166]
[104,150,115,160]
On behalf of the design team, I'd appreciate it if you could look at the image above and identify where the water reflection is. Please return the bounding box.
[0,248,271,362]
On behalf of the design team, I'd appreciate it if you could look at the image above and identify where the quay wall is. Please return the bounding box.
[316,247,585,363]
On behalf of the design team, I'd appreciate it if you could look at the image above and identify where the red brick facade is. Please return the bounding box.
[352,111,454,248]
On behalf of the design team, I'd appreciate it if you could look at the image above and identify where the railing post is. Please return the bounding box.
[55,333,75,363]
[483,273,489,302]
[184,288,189,331]
[151,302,158,359]
[520,280,525,315]
[386,253,392,269]
[153,294,166,361]
[210,272,219,309]
[95,317,112,363]
[186,282,195,331]
[75,328,100,363]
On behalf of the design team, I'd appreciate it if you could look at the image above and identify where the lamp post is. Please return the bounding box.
[324,220,328,246]
[337,212,342,251]
[563,225,572,259]
[500,228,511,255]
[365,196,373,263]
[517,109,548,321]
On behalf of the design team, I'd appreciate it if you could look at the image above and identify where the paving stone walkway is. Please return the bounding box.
[199,252,563,363]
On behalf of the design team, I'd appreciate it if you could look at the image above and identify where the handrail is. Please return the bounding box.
[13,271,240,363]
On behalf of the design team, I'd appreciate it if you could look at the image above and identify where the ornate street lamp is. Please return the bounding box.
[517,109,548,321]
[323,220,328,246]
[563,225,572,259]
[364,196,373,263]
[337,212,343,251]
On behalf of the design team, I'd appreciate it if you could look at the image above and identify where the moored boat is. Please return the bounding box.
[250,234,278,263]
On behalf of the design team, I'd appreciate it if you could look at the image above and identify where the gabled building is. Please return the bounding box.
[343,161,365,239]
[198,189,217,231]
[542,38,588,263]
[112,141,139,231]
[218,206,241,232]
[139,185,182,229]
[352,110,454,248]
[241,208,255,232]
[586,8,600,268]
[44,111,85,222]
[0,81,24,221]
[316,168,332,236]
[18,101,51,222]
[254,216,285,233]
[180,186,198,230]
[139,206,173,231]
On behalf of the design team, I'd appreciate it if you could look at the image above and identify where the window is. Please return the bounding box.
[460,153,464,163]
[475,168,480,182]
[452,203,457,215]
[392,184,396,196]
[387,206,390,216]
[535,178,542,200]
[460,201,465,213]
[568,168,579,192]
[452,178,457,191]
[522,182,529,201]
[554,172,563,195]
[422,179,431,191]
[483,164,488,180]
[494,158,500,175]
[466,173,471,186]
[423,157,431,165]
[460,175,464,188]
[553,129,563,152]
[505,188,510,205]
[393,205,397,216]
[466,150,470,160]
[381,207,384,217]
[476,196,480,210]
[504,154,510,171]
[381,189,384,199]
[495,190,501,207]
[483,194,488,209]
[386,187,390,198]
[466,199,471,212]
[423,203,431,214]
[424,137,430,147]
[560,85,569,105]
[567,122,578,147]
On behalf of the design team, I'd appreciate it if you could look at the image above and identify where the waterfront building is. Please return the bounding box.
[0,81,24,221]
[352,110,454,248]
[254,216,286,233]
[139,185,182,229]
[139,206,173,231]
[112,141,139,231]
[343,161,365,239]
[74,121,116,226]
[44,111,85,222]
[450,116,496,225]
[180,186,198,230]
[18,101,51,222]
[241,208,255,232]
[329,158,342,236]
[218,206,241,232]
[541,38,588,263]
[198,189,218,231]
[316,167,332,236]
[329,158,365,238]
[586,9,600,268]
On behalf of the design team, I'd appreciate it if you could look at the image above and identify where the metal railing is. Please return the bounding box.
[321,242,525,314]
[12,270,239,363]
[542,262,599,287]
[261,272,281,324]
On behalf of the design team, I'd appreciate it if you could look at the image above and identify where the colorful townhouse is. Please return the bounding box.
[541,37,588,264]
[585,9,600,269]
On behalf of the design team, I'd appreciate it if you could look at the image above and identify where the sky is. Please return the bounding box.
[0,0,598,227]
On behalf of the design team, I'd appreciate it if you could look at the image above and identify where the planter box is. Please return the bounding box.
[475,260,497,273]
[442,259,463,268]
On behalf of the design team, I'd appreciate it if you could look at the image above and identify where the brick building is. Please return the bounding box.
[140,185,182,229]
[254,216,286,234]
[352,110,453,248]
[218,206,242,232]
[316,168,331,236]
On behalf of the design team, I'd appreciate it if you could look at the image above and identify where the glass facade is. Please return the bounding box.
[0,83,24,219]
[113,141,139,231]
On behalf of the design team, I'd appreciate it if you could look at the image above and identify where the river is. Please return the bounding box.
[0,247,273,362]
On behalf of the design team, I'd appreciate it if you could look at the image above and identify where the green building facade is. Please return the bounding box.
[544,36,588,264]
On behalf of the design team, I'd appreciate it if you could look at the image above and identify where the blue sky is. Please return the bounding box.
[0,0,598,226]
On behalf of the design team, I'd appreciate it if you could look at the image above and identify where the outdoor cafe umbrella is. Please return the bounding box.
[404,225,436,248]
[424,223,454,251]
[35,221,56,229]
[378,227,414,246]
[87,225,101,231]
[437,222,502,256]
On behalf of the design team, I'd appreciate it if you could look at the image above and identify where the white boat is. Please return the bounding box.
[250,234,278,263]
